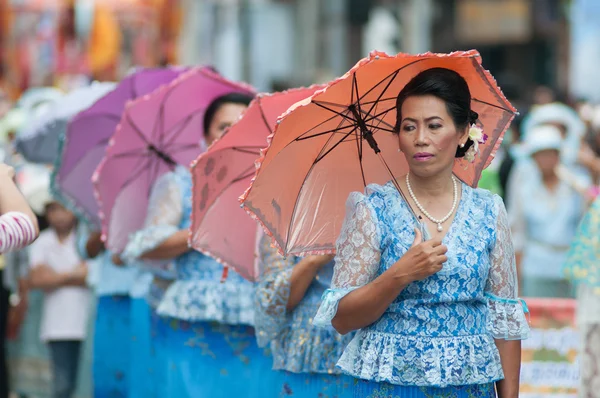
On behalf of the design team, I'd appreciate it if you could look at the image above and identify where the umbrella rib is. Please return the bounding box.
[231,147,262,156]
[116,157,153,194]
[363,69,400,124]
[472,98,515,113]
[360,97,397,106]
[154,101,166,145]
[125,112,151,145]
[111,149,152,159]
[297,111,354,140]
[314,125,359,163]
[162,113,197,148]
[313,101,357,123]
[258,99,274,135]
[296,123,357,141]
[357,58,426,104]
[362,106,396,129]
[147,156,162,199]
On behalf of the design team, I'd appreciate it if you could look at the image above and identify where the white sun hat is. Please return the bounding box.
[524,124,563,156]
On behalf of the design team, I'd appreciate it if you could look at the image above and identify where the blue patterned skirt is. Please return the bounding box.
[129,298,163,398]
[155,317,278,397]
[93,295,131,398]
[352,380,496,398]
[274,370,355,398]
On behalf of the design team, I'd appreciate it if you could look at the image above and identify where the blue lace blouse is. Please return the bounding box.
[254,233,354,374]
[122,165,254,325]
[313,181,529,388]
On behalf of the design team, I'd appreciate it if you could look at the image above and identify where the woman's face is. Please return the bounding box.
[397,95,467,178]
[205,103,248,146]
[532,149,560,178]
[45,202,76,232]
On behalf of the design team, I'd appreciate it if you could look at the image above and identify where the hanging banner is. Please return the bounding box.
[520,298,579,398]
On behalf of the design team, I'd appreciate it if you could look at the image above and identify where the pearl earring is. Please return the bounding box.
[460,143,465,148]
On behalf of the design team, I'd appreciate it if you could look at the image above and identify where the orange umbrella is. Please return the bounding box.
[241,50,516,256]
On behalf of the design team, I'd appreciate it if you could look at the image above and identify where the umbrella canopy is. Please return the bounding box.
[94,67,255,252]
[190,86,322,281]
[51,67,187,227]
[15,82,115,164]
[241,50,516,256]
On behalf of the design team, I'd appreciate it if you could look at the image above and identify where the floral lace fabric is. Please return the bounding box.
[254,234,353,374]
[123,165,255,324]
[313,181,529,387]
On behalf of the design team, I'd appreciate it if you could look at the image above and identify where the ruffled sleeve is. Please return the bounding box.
[254,233,296,347]
[121,171,181,275]
[485,195,530,340]
[313,191,381,328]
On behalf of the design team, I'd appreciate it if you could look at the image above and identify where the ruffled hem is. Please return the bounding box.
[337,330,504,388]
[271,323,353,374]
[313,287,357,328]
[486,294,530,340]
[157,280,255,325]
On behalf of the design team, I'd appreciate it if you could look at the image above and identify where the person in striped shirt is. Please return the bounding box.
[0,161,39,398]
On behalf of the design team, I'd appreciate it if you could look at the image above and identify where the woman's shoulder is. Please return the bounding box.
[345,181,398,211]
[465,185,505,218]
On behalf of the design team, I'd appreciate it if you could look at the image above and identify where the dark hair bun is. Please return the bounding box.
[455,110,478,158]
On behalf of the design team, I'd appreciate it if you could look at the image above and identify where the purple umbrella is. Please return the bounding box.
[94,67,256,252]
[51,67,187,226]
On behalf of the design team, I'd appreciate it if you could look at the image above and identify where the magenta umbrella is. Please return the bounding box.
[51,67,188,227]
[94,67,256,252]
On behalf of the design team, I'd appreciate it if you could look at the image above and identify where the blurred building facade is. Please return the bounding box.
[179,0,584,108]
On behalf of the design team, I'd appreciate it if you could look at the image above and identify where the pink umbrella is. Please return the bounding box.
[52,67,187,227]
[189,86,322,281]
[94,67,255,252]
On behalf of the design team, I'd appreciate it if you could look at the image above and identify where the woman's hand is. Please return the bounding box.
[112,253,125,266]
[391,228,447,283]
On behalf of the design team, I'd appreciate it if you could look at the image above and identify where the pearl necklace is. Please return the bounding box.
[405,174,458,232]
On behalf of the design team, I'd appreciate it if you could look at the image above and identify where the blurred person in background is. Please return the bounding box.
[77,225,136,397]
[564,194,600,395]
[28,200,89,398]
[508,125,588,298]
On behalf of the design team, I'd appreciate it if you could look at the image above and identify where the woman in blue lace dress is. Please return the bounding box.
[314,68,530,397]
[122,93,275,397]
[255,232,355,397]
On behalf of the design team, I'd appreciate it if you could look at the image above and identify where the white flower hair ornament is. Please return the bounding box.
[462,111,487,163]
